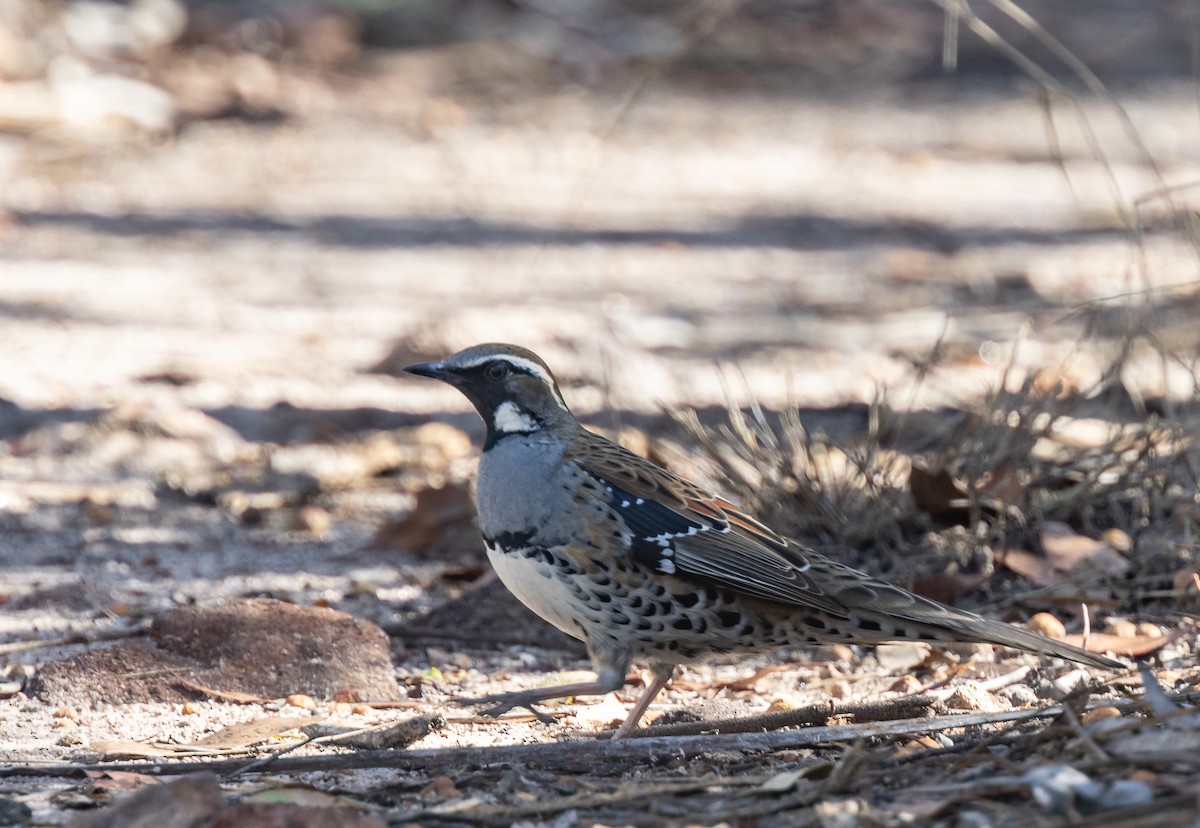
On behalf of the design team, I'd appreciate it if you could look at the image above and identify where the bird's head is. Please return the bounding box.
[404,343,573,445]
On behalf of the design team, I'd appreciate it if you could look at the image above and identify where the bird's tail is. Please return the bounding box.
[814,561,1126,670]
[846,601,1126,670]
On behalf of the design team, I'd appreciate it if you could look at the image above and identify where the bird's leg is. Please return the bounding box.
[457,664,627,724]
[611,664,676,739]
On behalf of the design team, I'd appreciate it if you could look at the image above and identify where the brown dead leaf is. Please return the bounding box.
[245,786,373,810]
[1063,627,1183,658]
[890,735,942,760]
[369,482,475,554]
[286,693,317,709]
[998,548,1060,587]
[977,460,1026,511]
[1080,706,1123,726]
[908,466,969,520]
[193,715,315,749]
[910,571,992,604]
[909,463,1025,524]
[177,679,271,704]
[89,740,184,760]
[999,523,1130,587]
[420,776,461,801]
[1171,569,1200,597]
[82,770,161,790]
[1042,521,1130,577]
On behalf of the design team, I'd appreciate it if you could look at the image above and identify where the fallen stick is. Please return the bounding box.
[0,625,148,656]
[625,693,939,738]
[3,706,1063,779]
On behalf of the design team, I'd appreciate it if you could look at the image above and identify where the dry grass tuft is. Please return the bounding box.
[672,340,1200,620]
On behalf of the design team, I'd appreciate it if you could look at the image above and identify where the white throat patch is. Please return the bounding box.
[493,401,540,434]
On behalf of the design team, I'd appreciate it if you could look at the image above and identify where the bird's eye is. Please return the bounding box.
[484,361,510,381]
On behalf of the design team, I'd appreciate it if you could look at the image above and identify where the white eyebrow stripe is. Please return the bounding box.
[456,354,552,383]
[456,353,569,408]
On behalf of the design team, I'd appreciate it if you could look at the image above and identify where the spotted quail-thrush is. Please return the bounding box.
[405,343,1123,738]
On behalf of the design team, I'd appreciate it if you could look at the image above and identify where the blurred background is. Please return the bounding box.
[3,3,1200,817]
[2,0,1198,424]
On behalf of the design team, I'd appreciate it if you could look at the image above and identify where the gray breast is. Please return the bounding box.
[475,435,579,545]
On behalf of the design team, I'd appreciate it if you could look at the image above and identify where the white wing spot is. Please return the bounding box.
[658,559,677,574]
[635,498,645,505]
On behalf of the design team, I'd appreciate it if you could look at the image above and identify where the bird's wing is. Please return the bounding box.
[565,431,1124,670]
[565,432,851,618]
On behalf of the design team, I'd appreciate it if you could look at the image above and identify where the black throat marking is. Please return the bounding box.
[482,528,538,551]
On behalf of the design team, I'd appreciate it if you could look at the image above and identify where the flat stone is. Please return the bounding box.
[30,599,401,706]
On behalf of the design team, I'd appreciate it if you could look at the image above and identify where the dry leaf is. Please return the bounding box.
[1041,522,1129,577]
[759,768,807,792]
[247,786,372,810]
[82,770,161,790]
[89,740,183,760]
[998,548,1060,587]
[177,679,270,704]
[977,460,1026,511]
[420,776,461,801]
[908,466,969,520]
[370,482,475,553]
[890,735,941,761]
[910,571,991,604]
[568,693,629,729]
[1062,627,1183,658]
[193,715,315,749]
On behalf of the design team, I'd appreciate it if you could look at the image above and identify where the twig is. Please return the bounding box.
[625,694,938,739]
[1059,702,1110,762]
[412,773,770,823]
[0,625,148,656]
[1,707,1068,779]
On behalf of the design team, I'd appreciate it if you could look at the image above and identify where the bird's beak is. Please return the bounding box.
[403,360,454,382]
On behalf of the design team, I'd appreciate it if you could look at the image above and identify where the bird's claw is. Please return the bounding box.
[456,693,557,725]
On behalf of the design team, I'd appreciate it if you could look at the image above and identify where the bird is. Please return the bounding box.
[404,343,1124,738]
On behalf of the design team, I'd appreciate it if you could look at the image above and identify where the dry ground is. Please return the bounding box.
[1,41,1200,827]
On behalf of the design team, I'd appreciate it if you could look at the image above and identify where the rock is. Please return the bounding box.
[150,599,402,701]
[30,599,401,706]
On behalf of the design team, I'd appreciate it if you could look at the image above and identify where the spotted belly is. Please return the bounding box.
[484,540,593,641]
[483,537,840,664]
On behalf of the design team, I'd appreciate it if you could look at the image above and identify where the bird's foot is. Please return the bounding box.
[456,692,558,725]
